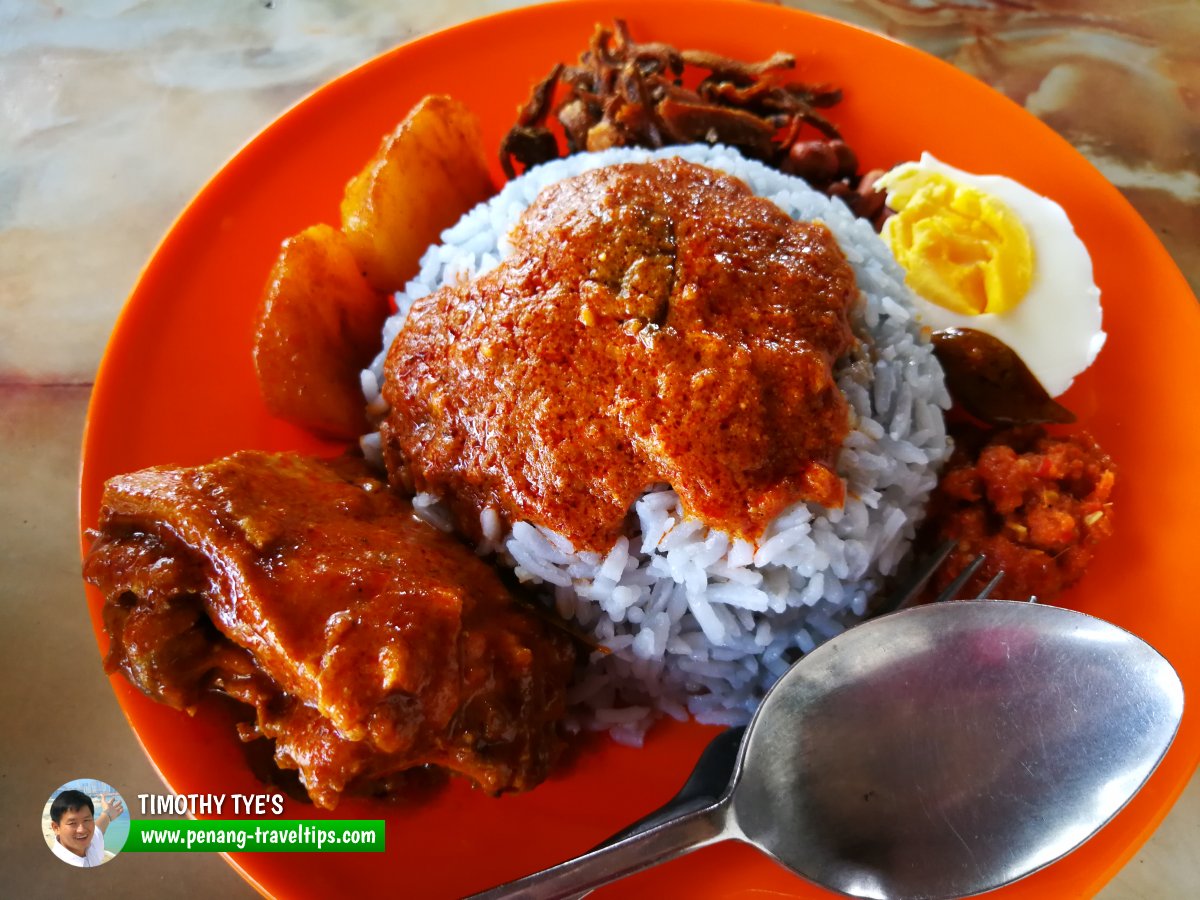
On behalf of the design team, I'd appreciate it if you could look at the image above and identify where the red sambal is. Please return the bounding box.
[924,426,1117,602]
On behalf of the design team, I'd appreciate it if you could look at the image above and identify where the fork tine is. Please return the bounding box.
[889,539,957,612]
[932,552,986,603]
[975,570,1005,600]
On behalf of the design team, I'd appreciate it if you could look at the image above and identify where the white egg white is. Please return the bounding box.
[886,153,1105,398]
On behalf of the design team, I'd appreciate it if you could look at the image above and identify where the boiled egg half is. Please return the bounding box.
[876,153,1105,397]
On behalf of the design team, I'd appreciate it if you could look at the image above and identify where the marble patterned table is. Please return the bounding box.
[2,1,1196,897]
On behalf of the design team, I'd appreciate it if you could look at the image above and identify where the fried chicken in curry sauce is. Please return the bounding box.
[84,452,575,809]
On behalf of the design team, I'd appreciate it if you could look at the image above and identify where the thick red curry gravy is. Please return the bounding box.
[382,158,860,552]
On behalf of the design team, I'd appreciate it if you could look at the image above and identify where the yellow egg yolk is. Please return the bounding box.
[878,170,1034,316]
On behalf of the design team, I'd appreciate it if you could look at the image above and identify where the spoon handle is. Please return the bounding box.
[467,800,730,899]
[592,725,746,851]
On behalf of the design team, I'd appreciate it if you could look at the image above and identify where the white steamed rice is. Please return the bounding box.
[361,145,952,745]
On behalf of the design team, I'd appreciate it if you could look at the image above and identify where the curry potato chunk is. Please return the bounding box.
[340,94,495,293]
[253,223,388,439]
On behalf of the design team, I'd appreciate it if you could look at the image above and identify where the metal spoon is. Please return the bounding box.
[585,544,995,857]
[471,600,1184,900]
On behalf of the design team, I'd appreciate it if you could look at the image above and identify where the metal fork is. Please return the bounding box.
[888,538,1012,610]
[589,541,1012,857]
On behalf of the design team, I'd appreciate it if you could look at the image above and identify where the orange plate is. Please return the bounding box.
[80,1,1200,897]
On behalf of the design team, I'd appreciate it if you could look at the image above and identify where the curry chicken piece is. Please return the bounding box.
[84,452,575,809]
